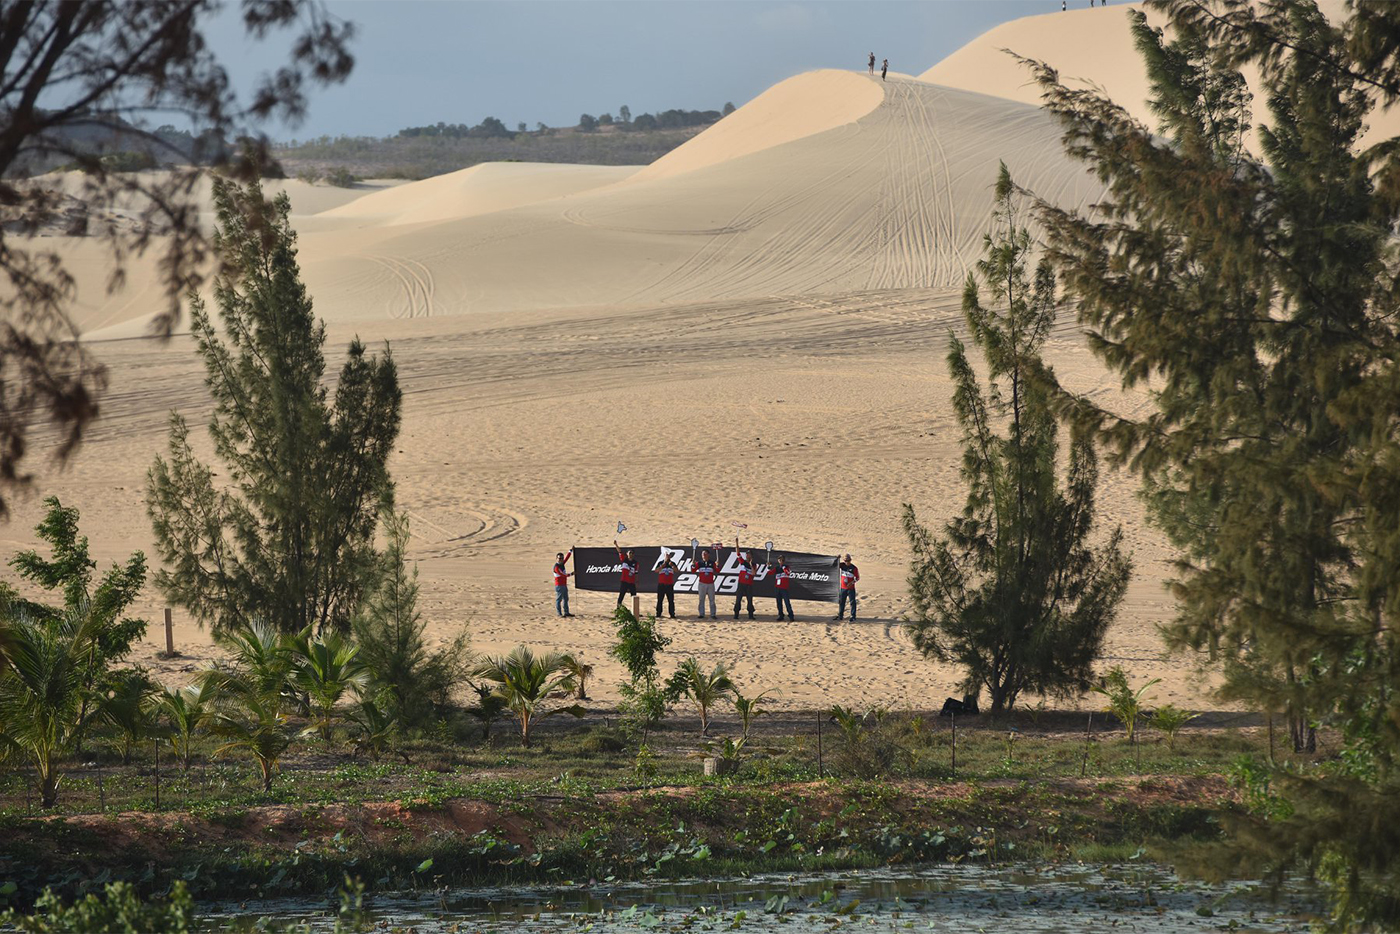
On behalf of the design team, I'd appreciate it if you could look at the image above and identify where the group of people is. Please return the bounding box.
[867,52,888,81]
[551,541,862,622]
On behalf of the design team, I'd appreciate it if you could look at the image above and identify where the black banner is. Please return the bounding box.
[572,545,840,603]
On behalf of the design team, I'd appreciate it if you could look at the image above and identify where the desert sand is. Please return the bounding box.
[5,7,1267,714]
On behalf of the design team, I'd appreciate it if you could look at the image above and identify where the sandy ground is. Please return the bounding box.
[0,10,1245,714]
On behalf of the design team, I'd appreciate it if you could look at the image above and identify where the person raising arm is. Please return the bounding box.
[733,536,756,620]
[615,539,639,608]
[553,550,574,618]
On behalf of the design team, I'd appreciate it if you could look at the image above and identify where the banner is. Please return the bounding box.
[573,546,840,603]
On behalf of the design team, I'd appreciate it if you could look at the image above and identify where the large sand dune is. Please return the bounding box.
[84,71,1101,337]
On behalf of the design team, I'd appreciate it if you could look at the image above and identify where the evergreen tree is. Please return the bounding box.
[903,165,1130,715]
[1017,2,1400,924]
[352,509,471,728]
[146,179,401,636]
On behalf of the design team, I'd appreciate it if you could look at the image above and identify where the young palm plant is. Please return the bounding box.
[201,620,297,792]
[474,647,584,747]
[345,698,401,762]
[732,688,774,742]
[152,683,211,771]
[665,658,735,736]
[561,655,593,701]
[98,670,157,765]
[208,687,294,793]
[1093,667,1161,742]
[0,609,99,808]
[288,630,368,744]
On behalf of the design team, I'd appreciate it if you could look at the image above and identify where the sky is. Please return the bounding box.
[210,0,1063,141]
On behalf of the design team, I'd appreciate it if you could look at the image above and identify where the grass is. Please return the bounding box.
[0,709,1293,911]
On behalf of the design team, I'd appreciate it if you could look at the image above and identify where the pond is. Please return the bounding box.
[212,863,1318,932]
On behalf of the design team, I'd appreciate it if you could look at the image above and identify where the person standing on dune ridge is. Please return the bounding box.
[868,51,875,75]
[881,59,889,81]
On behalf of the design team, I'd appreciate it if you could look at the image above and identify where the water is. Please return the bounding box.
[212,863,1318,932]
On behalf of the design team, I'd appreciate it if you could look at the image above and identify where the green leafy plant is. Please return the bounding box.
[287,629,368,744]
[466,681,509,741]
[97,669,156,764]
[1093,667,1160,742]
[2,881,196,933]
[474,647,584,747]
[733,688,773,742]
[1150,704,1199,749]
[345,698,400,762]
[152,682,210,771]
[665,658,734,735]
[0,608,100,807]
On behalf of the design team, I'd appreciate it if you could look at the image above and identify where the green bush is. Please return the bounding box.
[3,881,197,933]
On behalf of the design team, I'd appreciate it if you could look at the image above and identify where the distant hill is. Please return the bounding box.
[275,113,730,181]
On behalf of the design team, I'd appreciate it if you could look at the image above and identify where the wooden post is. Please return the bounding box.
[153,739,160,810]
[164,607,174,655]
[1080,713,1094,778]
[951,713,957,779]
[816,709,823,779]
[633,594,641,621]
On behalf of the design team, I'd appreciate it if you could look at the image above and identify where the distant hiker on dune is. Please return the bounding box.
[868,52,875,75]
[881,59,888,81]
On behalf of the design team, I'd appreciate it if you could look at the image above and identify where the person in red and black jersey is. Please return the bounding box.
[695,548,719,618]
[773,554,795,621]
[614,539,638,607]
[552,550,574,617]
[835,554,860,621]
[732,537,756,620]
[656,553,678,618]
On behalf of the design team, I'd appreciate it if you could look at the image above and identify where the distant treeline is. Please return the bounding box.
[394,103,737,140]
[276,103,738,181]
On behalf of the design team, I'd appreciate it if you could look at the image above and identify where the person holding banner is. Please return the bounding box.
[695,548,719,618]
[774,555,795,621]
[836,554,860,621]
[733,537,756,620]
[615,540,638,607]
[553,551,575,617]
[656,554,678,619]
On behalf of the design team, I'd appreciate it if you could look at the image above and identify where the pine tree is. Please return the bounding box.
[1017,2,1400,924]
[352,509,470,728]
[146,179,401,636]
[902,164,1130,715]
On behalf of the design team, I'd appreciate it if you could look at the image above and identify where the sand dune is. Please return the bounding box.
[922,1,1398,145]
[82,72,1101,337]
[319,162,637,227]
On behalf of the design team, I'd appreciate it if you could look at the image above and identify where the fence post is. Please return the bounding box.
[1080,713,1094,778]
[633,594,641,621]
[951,712,957,780]
[164,607,174,655]
[816,709,823,779]
[153,739,160,811]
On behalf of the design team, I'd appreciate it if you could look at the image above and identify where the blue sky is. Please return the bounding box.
[214,1,1067,141]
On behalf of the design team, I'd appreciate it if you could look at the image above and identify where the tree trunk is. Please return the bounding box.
[260,758,274,792]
